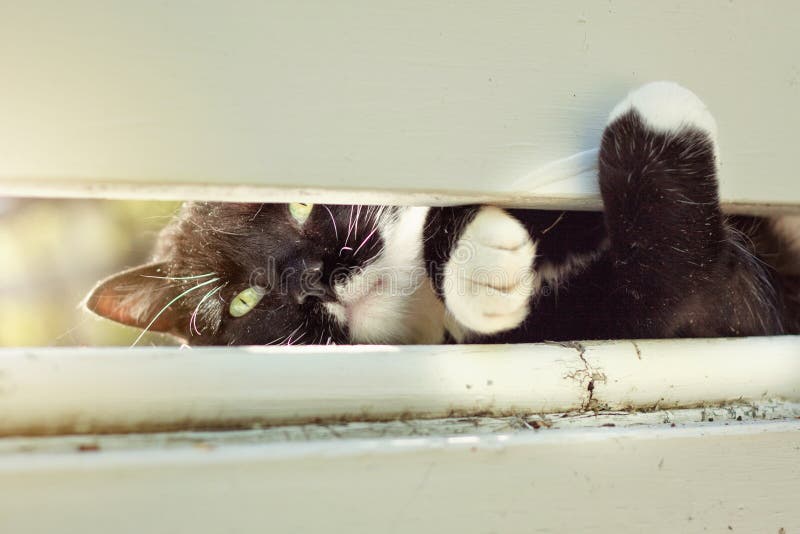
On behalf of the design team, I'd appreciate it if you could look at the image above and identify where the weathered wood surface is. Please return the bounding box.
[1,337,798,436]
[1,401,797,454]
[1,420,798,533]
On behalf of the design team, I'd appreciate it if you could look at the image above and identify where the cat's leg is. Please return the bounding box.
[424,206,537,337]
[599,82,727,334]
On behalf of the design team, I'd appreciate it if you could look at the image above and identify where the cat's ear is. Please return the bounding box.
[84,262,188,336]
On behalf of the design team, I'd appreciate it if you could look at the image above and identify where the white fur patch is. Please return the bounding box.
[608,81,718,144]
[326,206,445,344]
[442,206,536,335]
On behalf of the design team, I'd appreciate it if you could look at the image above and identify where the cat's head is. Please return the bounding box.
[85,202,445,345]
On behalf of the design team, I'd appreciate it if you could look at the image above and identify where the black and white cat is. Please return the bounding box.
[86,82,800,345]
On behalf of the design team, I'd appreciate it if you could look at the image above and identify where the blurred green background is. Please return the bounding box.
[0,198,181,346]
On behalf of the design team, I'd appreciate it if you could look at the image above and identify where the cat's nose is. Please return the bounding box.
[287,260,333,304]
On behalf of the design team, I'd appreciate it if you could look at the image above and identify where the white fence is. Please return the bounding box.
[1,2,799,532]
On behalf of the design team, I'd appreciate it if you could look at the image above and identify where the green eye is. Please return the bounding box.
[289,203,313,224]
[229,287,265,317]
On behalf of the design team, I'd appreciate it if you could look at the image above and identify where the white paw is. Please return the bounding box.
[442,206,536,335]
[608,81,718,144]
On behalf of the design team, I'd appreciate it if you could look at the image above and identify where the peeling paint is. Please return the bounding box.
[1,401,799,456]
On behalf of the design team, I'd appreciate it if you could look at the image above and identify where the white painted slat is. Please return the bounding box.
[1,2,799,209]
[1,337,797,436]
[1,421,798,533]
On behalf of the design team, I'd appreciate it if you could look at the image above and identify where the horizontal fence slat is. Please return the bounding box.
[1,2,799,209]
[2,180,799,215]
[0,337,798,436]
[1,422,799,533]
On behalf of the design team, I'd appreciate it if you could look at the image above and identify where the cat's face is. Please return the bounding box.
[86,202,445,345]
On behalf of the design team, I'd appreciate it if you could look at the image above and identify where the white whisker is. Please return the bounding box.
[323,205,339,241]
[141,272,216,281]
[131,277,221,347]
[190,283,224,337]
[353,226,379,257]
[344,206,355,246]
